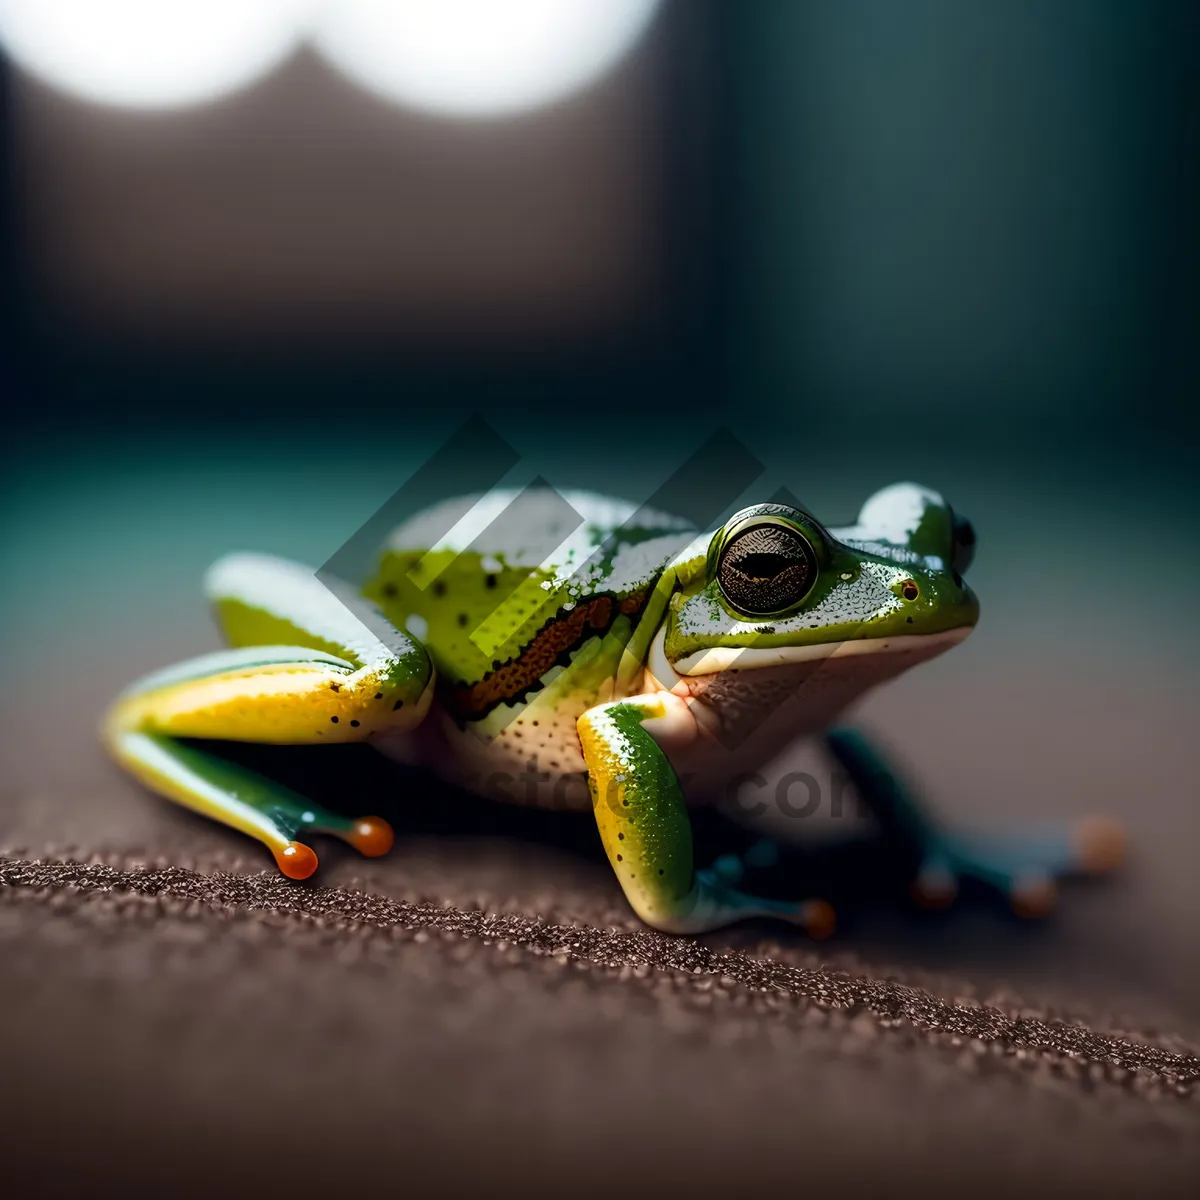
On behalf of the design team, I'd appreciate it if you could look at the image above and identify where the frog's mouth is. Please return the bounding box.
[653,625,974,681]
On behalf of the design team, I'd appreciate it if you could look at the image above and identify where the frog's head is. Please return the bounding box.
[659,483,979,682]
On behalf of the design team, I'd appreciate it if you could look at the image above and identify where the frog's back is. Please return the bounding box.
[365,488,693,734]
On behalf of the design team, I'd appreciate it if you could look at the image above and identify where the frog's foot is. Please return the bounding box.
[693,853,836,938]
[700,839,836,937]
[825,728,1126,918]
[264,811,395,879]
[107,730,394,879]
[908,817,1127,917]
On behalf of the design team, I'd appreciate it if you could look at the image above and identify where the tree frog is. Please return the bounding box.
[104,483,1124,935]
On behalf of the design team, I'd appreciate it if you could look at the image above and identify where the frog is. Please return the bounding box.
[103,482,1125,935]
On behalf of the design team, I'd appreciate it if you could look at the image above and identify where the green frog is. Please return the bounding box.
[104,483,1124,935]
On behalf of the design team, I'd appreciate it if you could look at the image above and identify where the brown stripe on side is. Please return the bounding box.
[447,588,649,720]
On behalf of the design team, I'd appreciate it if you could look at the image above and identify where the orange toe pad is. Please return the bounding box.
[345,816,395,858]
[1010,874,1058,919]
[801,899,837,940]
[276,841,319,880]
[1074,816,1127,874]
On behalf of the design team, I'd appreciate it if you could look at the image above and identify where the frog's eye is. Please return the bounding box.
[950,510,976,576]
[717,522,819,617]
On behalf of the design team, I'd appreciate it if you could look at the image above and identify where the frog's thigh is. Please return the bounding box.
[577,694,833,936]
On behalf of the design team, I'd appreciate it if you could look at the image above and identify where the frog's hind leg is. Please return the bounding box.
[578,694,835,937]
[107,724,394,878]
[825,728,1126,916]
[104,553,434,876]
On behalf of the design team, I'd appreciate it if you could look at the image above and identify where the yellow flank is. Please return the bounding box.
[106,661,430,746]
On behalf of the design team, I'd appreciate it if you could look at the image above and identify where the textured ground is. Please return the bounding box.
[2,663,1198,1198]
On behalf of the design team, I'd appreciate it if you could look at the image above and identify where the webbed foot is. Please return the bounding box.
[826,729,1126,918]
[908,816,1126,916]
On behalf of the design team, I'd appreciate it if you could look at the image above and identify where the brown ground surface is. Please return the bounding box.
[2,642,1198,1199]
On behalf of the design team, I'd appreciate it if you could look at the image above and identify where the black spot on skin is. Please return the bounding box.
[329,683,341,692]
[457,613,468,628]
[758,625,776,636]
[531,720,539,727]
[330,716,339,724]
[658,869,664,875]
[375,692,383,700]
[382,582,398,598]
[617,854,623,861]
[350,720,360,728]
[618,832,624,840]
[485,574,498,589]
[433,581,447,598]
[906,616,914,624]
[393,699,404,711]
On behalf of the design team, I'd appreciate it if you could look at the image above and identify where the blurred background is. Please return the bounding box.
[1,0,1198,1021]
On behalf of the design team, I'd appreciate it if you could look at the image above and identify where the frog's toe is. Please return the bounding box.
[792,898,837,940]
[275,841,319,880]
[1072,816,1127,875]
[339,815,396,858]
[910,856,958,909]
[1008,873,1059,919]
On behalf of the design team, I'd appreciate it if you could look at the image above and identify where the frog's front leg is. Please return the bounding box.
[825,728,1126,916]
[578,694,834,936]
[103,554,434,877]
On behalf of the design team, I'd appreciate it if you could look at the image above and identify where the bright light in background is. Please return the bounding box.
[0,0,307,109]
[310,0,663,117]
[0,0,663,116]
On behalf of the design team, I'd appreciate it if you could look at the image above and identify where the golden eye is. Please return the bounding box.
[717,523,818,617]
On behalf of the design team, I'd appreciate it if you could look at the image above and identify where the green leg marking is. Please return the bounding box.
[579,695,835,936]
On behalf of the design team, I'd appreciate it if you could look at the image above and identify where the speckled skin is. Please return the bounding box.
[104,484,1124,933]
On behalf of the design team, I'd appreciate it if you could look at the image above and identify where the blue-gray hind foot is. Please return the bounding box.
[825,728,1127,917]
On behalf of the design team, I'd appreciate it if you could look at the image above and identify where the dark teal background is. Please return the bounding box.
[2,1,1196,666]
